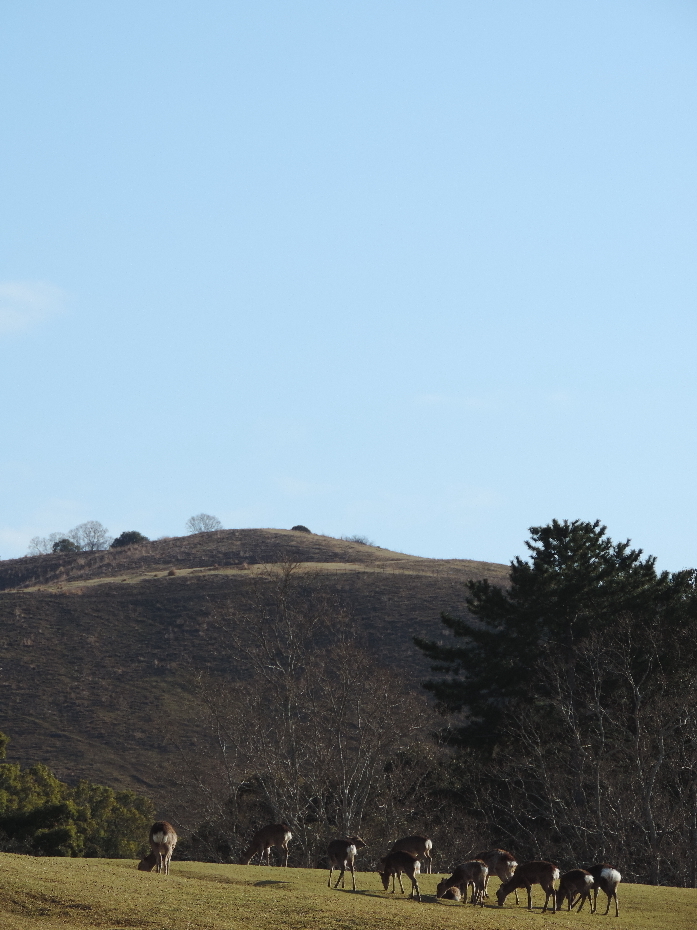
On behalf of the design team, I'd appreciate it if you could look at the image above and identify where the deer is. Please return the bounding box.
[496,860,560,912]
[474,848,519,903]
[241,823,292,866]
[137,852,157,872]
[440,886,462,901]
[327,836,367,890]
[377,850,422,902]
[556,869,594,912]
[390,835,433,873]
[148,821,177,875]
[583,863,621,916]
[436,860,488,906]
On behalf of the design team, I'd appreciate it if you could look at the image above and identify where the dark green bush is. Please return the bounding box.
[110,531,149,548]
[0,735,154,858]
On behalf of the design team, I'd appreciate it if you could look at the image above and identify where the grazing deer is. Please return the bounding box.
[327,836,366,891]
[556,869,594,911]
[496,860,560,913]
[241,823,292,866]
[436,860,488,906]
[377,850,422,902]
[137,852,157,872]
[584,864,621,916]
[390,835,433,873]
[440,886,462,901]
[149,821,177,875]
[475,848,519,903]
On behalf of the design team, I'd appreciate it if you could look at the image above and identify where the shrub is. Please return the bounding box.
[291,525,312,533]
[111,531,149,549]
[341,534,374,546]
[0,733,154,858]
[52,538,80,553]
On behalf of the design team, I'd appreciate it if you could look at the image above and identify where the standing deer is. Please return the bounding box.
[327,836,366,890]
[556,869,594,912]
[149,821,177,875]
[474,848,519,903]
[241,823,292,866]
[436,860,488,906]
[390,835,433,873]
[377,850,422,902]
[584,864,621,916]
[496,860,560,913]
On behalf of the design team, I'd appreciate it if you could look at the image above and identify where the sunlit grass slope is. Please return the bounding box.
[0,854,695,930]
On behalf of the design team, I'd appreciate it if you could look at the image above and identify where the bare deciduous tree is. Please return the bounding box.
[68,520,112,551]
[186,513,223,534]
[168,563,442,866]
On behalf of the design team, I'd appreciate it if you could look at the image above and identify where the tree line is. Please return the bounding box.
[26,513,224,555]
[170,522,697,886]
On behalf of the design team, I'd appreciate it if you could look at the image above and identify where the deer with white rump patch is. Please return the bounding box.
[377,850,422,902]
[241,823,292,866]
[327,836,366,890]
[390,835,433,873]
[474,847,519,903]
[496,860,560,912]
[149,821,177,875]
[436,860,488,906]
[556,868,594,911]
[584,863,621,916]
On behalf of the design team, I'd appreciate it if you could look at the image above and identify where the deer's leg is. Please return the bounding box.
[335,867,345,889]
[411,875,421,902]
[328,866,333,887]
[350,861,356,891]
[592,887,598,914]
[284,844,289,867]
[613,890,619,917]
[526,884,533,910]
[397,871,405,894]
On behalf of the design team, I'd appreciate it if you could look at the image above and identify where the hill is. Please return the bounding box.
[0,529,508,808]
[0,854,693,930]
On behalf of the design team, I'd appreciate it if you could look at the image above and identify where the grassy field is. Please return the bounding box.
[0,854,695,930]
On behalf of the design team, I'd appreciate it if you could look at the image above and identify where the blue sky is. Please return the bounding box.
[1,1,696,569]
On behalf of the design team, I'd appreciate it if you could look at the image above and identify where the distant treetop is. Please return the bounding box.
[186,513,223,534]
[111,531,149,549]
[291,525,312,533]
[28,521,112,556]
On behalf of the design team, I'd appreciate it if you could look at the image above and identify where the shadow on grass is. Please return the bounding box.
[253,880,293,887]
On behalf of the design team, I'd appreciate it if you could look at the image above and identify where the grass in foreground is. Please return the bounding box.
[0,854,695,930]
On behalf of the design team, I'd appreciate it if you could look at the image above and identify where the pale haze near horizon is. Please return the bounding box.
[1,1,695,571]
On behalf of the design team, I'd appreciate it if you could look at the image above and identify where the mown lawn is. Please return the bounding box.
[0,854,694,930]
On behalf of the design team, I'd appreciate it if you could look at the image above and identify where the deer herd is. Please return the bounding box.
[138,821,621,916]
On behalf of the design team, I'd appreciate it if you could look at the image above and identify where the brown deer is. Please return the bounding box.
[390,835,433,873]
[584,864,621,916]
[474,848,519,903]
[327,836,367,890]
[149,821,177,875]
[556,869,594,911]
[496,860,560,912]
[440,886,462,901]
[436,860,488,906]
[241,823,292,866]
[137,852,157,872]
[377,850,422,902]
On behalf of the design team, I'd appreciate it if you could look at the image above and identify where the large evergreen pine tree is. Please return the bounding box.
[415,519,677,749]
